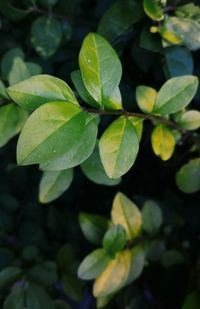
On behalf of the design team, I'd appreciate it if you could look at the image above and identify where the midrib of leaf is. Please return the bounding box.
[154,82,195,112]
[81,253,107,277]
[20,111,83,163]
[112,119,126,177]
[119,202,132,239]
[92,35,102,103]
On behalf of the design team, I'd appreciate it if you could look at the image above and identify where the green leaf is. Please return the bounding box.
[79,212,109,245]
[0,104,28,148]
[54,300,70,309]
[136,85,157,114]
[7,74,78,110]
[40,116,98,171]
[81,143,121,186]
[39,169,73,203]
[1,47,24,81]
[0,2,29,21]
[125,246,145,285]
[176,110,200,130]
[111,192,142,240]
[99,117,139,178]
[160,250,184,268]
[93,249,132,297]
[176,158,200,193]
[28,261,58,287]
[78,249,111,280]
[164,46,193,78]
[71,70,99,108]
[98,0,144,42]
[8,57,31,86]
[153,76,198,114]
[128,117,144,142]
[26,62,43,76]
[103,224,127,256]
[79,32,122,107]
[103,86,122,110]
[151,124,175,161]
[31,16,62,58]
[0,267,22,291]
[143,0,164,21]
[17,102,87,165]
[182,292,200,309]
[62,273,83,302]
[26,284,54,309]
[142,200,162,233]
[3,286,25,309]
[0,80,9,99]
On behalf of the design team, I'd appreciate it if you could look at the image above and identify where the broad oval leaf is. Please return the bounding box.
[17,102,87,165]
[31,16,62,58]
[153,76,198,114]
[3,286,25,309]
[143,0,164,21]
[176,158,200,193]
[103,224,127,256]
[136,85,157,114]
[40,116,98,171]
[151,124,176,161]
[0,103,28,148]
[39,169,73,203]
[79,32,122,107]
[111,192,142,240]
[7,74,78,110]
[177,110,200,130]
[81,143,121,186]
[0,267,22,291]
[93,249,132,297]
[78,249,111,280]
[142,200,162,234]
[99,117,139,178]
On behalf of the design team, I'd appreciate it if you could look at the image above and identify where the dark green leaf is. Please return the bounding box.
[103,224,127,255]
[176,158,200,193]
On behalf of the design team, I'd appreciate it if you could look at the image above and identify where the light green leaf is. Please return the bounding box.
[103,224,127,256]
[81,143,121,186]
[93,249,132,297]
[0,267,22,291]
[143,0,164,21]
[40,116,98,171]
[26,284,54,309]
[78,249,111,280]
[79,32,122,107]
[26,62,43,75]
[71,70,99,108]
[182,291,200,309]
[126,117,143,142]
[151,124,175,161]
[153,76,198,114]
[8,57,31,86]
[1,47,24,80]
[103,86,122,110]
[99,117,139,178]
[164,46,193,78]
[111,192,142,240]
[7,74,78,110]
[17,102,87,165]
[39,169,73,203]
[176,158,200,193]
[177,110,200,130]
[142,200,162,233]
[3,286,25,309]
[31,16,62,58]
[98,0,144,42]
[0,103,28,148]
[136,85,157,114]
[79,212,109,245]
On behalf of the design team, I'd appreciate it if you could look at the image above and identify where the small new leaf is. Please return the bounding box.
[136,85,157,114]
[143,0,164,21]
[103,224,127,256]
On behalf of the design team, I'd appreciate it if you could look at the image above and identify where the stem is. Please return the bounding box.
[84,107,183,131]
